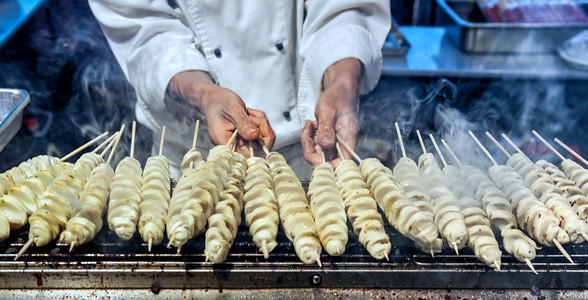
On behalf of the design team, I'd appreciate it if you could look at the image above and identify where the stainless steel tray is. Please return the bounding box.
[0,89,30,153]
[435,0,588,53]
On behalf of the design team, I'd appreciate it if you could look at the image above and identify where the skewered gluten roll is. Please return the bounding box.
[307,162,348,256]
[561,159,588,217]
[138,155,171,249]
[59,163,114,247]
[463,165,538,264]
[537,159,588,221]
[360,158,442,255]
[392,157,434,221]
[242,156,279,258]
[28,152,103,247]
[180,148,204,174]
[507,153,588,243]
[266,152,322,265]
[443,165,501,271]
[488,164,569,247]
[205,152,246,263]
[418,153,468,252]
[0,161,73,230]
[336,159,391,260]
[108,156,143,240]
[0,155,60,195]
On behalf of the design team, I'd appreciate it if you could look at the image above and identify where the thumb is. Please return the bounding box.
[230,108,259,141]
[316,107,336,150]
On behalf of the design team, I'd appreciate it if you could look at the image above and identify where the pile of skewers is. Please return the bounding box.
[2,119,588,274]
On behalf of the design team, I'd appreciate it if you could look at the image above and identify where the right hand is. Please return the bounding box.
[168,70,275,156]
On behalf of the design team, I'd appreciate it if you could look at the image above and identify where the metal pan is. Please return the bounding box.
[436,0,588,53]
[0,89,30,153]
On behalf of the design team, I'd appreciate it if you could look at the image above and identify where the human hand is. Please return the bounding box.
[302,58,363,168]
[168,70,275,157]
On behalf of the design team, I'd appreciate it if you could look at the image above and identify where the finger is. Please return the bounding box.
[335,111,359,161]
[206,116,236,146]
[316,105,336,151]
[301,120,323,167]
[246,107,267,119]
[225,103,259,141]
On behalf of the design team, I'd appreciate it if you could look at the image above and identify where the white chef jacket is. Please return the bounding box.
[88,0,390,173]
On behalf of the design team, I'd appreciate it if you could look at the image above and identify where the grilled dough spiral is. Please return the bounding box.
[29,153,102,247]
[360,158,442,255]
[307,162,348,256]
[392,157,434,221]
[242,156,279,257]
[538,159,588,221]
[418,153,468,251]
[108,156,143,241]
[0,155,60,195]
[443,165,501,270]
[180,148,204,174]
[266,152,322,264]
[60,163,114,246]
[205,153,246,263]
[463,165,537,263]
[138,155,171,247]
[336,159,391,260]
[488,164,569,246]
[507,153,587,243]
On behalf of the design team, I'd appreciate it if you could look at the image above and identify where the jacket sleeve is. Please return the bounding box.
[300,0,391,95]
[88,0,212,111]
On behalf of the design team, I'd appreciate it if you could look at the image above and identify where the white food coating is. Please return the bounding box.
[266,152,321,264]
[60,163,114,246]
[443,165,501,270]
[180,148,204,174]
[559,159,588,220]
[463,165,537,263]
[336,159,391,260]
[418,153,468,250]
[392,157,434,221]
[307,162,348,256]
[138,155,171,246]
[0,215,9,242]
[360,158,442,254]
[108,156,143,241]
[167,145,230,249]
[488,164,569,246]
[29,153,102,247]
[205,152,246,263]
[508,154,588,243]
[0,155,60,195]
[242,156,279,257]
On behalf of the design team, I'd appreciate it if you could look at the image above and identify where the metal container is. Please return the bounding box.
[436,0,588,53]
[382,17,411,56]
[0,89,30,153]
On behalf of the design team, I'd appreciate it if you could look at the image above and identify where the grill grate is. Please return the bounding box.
[0,181,587,290]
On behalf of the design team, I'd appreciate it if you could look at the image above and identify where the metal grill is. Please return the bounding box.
[0,181,587,290]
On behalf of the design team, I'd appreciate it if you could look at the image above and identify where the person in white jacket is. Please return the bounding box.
[88,0,391,178]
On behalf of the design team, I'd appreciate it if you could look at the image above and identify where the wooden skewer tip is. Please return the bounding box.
[69,242,76,253]
[494,261,501,272]
[262,239,269,259]
[148,238,153,252]
[15,239,34,261]
[524,258,538,274]
[383,251,390,261]
[552,238,574,264]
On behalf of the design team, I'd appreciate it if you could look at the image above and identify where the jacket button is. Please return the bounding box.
[276,43,284,52]
[214,49,222,58]
[283,111,291,119]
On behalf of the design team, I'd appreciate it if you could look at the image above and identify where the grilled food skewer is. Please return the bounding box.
[532,131,588,222]
[339,130,442,257]
[416,130,468,255]
[431,135,501,271]
[180,120,204,173]
[334,143,391,260]
[469,131,572,264]
[499,133,588,244]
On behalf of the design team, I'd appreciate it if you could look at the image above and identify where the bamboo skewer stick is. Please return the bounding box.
[257,138,270,156]
[440,139,462,166]
[554,138,588,167]
[469,131,498,166]
[158,126,166,156]
[416,130,427,155]
[107,125,126,165]
[394,122,407,158]
[92,132,118,154]
[335,142,345,160]
[335,134,361,162]
[531,131,566,161]
[100,132,119,158]
[227,129,239,147]
[485,132,511,158]
[15,239,34,260]
[192,120,200,150]
[61,131,109,161]
[501,133,528,158]
[130,121,137,159]
[429,134,447,168]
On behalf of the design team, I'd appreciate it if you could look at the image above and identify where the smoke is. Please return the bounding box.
[0,0,141,169]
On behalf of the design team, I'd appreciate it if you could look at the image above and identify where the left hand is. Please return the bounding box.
[301,58,363,168]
